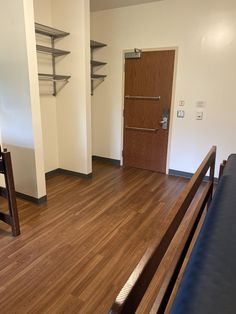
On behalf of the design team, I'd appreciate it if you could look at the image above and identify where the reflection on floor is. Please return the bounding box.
[0,160,187,313]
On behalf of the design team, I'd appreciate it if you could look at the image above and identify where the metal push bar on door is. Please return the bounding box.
[125,126,159,132]
[125,95,161,100]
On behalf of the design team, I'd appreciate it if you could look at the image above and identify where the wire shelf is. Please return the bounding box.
[38,73,71,82]
[90,40,107,49]
[36,45,70,57]
[91,74,107,80]
[35,23,70,39]
[91,60,107,67]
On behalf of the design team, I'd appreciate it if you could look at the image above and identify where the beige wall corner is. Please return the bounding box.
[91,0,236,175]
[52,0,92,175]
[0,0,46,199]
[23,0,46,197]
[33,0,59,173]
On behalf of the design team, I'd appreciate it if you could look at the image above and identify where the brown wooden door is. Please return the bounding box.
[123,50,175,173]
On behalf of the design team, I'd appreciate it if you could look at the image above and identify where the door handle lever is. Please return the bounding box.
[159,116,168,129]
[159,117,168,124]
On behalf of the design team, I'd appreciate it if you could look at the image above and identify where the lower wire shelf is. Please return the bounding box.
[38,73,71,96]
[38,73,71,81]
[91,74,107,80]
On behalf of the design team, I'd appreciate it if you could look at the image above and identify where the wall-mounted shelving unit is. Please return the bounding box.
[35,23,71,96]
[90,40,107,95]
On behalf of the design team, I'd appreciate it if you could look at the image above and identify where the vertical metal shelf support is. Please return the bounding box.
[91,47,94,96]
[51,37,56,96]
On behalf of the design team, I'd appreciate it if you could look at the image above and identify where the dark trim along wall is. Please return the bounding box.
[92,155,120,166]
[45,168,93,179]
[169,169,218,183]
[16,192,47,204]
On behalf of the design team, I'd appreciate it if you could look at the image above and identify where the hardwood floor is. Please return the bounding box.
[0,160,187,313]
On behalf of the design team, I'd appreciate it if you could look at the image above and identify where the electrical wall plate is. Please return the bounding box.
[196,112,203,120]
[177,110,185,118]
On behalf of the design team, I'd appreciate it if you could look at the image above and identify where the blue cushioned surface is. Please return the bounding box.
[221,154,236,176]
[170,155,236,314]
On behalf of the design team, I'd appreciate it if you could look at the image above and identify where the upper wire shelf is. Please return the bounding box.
[35,23,70,39]
[90,40,107,49]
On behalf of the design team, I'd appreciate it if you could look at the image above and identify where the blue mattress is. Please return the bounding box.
[170,154,236,314]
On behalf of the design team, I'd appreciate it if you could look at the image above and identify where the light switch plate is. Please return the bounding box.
[177,110,185,118]
[179,100,185,106]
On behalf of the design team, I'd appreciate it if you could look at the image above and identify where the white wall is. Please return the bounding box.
[91,0,236,175]
[52,0,92,174]
[34,0,92,175]
[0,0,46,198]
[34,0,59,173]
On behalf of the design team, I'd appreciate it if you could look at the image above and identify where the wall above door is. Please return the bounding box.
[90,0,163,12]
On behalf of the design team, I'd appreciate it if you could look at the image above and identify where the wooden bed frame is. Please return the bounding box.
[109,146,216,314]
[0,147,20,236]
[219,159,227,179]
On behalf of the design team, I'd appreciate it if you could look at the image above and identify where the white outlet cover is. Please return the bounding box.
[196,112,203,120]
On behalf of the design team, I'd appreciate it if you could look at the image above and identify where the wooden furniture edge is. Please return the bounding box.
[219,159,227,179]
[0,147,20,236]
[109,146,216,314]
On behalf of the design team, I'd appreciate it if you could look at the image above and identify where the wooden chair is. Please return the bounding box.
[0,146,20,236]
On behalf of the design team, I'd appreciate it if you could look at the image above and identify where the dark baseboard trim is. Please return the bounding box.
[92,155,121,166]
[45,168,92,179]
[59,168,93,179]
[16,192,47,204]
[169,169,218,184]
[169,169,193,179]
[45,168,60,178]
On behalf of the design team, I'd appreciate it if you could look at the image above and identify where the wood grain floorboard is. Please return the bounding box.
[0,160,187,313]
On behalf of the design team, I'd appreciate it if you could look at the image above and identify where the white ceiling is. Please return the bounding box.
[90,0,162,12]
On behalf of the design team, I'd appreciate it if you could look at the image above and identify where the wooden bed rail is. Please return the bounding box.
[0,147,20,236]
[109,146,216,314]
[219,160,227,179]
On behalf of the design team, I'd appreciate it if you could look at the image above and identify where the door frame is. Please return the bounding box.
[120,47,178,174]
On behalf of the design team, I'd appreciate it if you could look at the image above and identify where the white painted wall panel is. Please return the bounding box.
[91,0,236,175]
[0,0,46,197]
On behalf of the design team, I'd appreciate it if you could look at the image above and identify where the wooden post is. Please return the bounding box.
[219,160,227,179]
[207,146,216,210]
[0,147,20,236]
